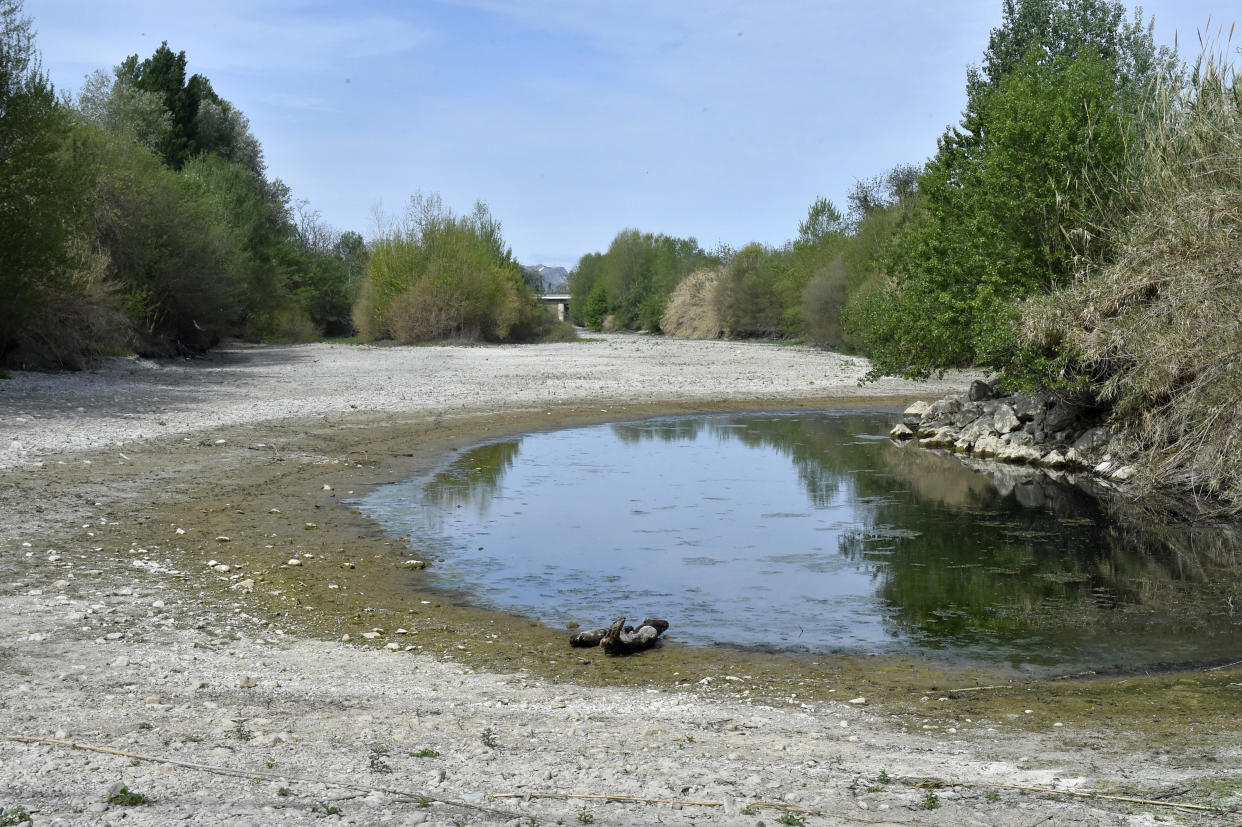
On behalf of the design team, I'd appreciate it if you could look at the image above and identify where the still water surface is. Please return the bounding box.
[360,412,1242,669]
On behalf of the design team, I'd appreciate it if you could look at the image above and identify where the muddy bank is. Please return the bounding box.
[2,337,1240,825]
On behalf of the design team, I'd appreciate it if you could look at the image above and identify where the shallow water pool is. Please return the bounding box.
[359,411,1242,669]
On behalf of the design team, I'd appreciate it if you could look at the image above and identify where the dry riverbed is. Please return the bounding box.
[1,334,1240,826]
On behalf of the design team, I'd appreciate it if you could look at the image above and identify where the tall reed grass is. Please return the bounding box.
[1020,34,1242,512]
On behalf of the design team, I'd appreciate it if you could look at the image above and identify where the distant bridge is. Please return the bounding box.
[540,294,570,321]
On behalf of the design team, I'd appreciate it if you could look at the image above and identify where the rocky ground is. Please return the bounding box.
[2,334,1239,826]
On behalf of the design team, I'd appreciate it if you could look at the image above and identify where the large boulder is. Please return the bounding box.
[974,435,1005,458]
[997,443,1044,464]
[1013,393,1049,424]
[920,426,958,448]
[889,422,915,440]
[992,404,1021,435]
[1044,400,1084,432]
[967,380,996,402]
[959,415,997,446]
[902,400,930,427]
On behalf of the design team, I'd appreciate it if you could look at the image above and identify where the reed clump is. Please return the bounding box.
[1019,36,1242,512]
[659,267,726,339]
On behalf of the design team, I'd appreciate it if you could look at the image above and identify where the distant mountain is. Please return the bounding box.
[522,264,569,293]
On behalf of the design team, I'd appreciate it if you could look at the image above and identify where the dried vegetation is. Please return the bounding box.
[1019,40,1242,511]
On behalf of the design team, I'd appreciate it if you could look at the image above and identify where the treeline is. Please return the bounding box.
[566,173,919,351]
[0,0,565,368]
[570,0,1242,511]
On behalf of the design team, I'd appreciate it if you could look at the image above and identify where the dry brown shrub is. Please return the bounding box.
[660,267,726,339]
[1018,46,1242,511]
[385,279,476,344]
[350,278,384,341]
[801,256,850,349]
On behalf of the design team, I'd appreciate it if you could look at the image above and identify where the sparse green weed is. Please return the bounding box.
[107,786,150,806]
[368,745,392,773]
[311,802,341,815]
[777,812,806,826]
[415,794,431,808]
[277,787,292,797]
[481,727,499,749]
[576,806,595,823]
[0,806,32,826]
[921,790,940,810]
[410,747,439,758]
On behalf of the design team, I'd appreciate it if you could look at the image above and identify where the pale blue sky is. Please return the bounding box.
[25,0,1231,268]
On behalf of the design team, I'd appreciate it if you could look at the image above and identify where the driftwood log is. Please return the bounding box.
[570,616,669,655]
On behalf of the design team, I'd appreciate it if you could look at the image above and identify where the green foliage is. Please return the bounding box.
[3,18,363,366]
[0,0,85,361]
[853,0,1164,377]
[582,282,610,331]
[921,789,941,810]
[358,194,553,343]
[715,243,790,338]
[74,127,235,354]
[77,67,171,152]
[106,786,150,806]
[0,805,32,826]
[567,229,717,331]
[117,41,261,173]
[777,812,806,825]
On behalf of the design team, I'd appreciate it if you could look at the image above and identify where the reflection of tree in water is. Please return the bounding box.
[850,440,1242,662]
[420,440,522,518]
[420,414,1242,664]
[611,419,705,445]
[619,413,1242,661]
[613,413,886,507]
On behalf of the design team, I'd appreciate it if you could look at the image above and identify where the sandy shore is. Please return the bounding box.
[1,334,1237,826]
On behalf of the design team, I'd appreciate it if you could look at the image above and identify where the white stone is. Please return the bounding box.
[889,422,914,439]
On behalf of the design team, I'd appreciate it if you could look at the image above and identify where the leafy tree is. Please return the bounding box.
[77,67,172,152]
[582,282,610,330]
[73,126,241,354]
[0,0,84,360]
[567,230,716,331]
[567,251,605,325]
[118,42,263,174]
[797,196,846,247]
[858,0,1165,377]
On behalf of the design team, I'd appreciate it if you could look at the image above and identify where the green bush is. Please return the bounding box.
[0,0,83,362]
[852,0,1164,377]
[357,195,551,344]
[567,230,717,331]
